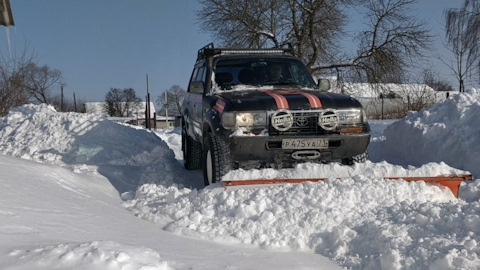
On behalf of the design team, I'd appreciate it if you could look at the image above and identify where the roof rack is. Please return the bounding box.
[196,43,293,61]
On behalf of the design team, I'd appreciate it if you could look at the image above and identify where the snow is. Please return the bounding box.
[370,88,480,178]
[222,161,468,181]
[1,89,480,269]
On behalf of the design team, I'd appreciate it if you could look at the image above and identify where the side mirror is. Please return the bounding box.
[189,81,204,94]
[318,79,331,91]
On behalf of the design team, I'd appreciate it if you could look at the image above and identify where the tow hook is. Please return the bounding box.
[292,150,321,160]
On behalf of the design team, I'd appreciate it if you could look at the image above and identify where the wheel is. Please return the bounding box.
[202,133,232,186]
[182,128,202,170]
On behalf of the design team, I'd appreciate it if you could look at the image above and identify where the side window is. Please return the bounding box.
[196,67,206,82]
[191,68,199,83]
[189,66,206,94]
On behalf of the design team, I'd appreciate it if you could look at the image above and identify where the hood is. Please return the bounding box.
[215,88,362,111]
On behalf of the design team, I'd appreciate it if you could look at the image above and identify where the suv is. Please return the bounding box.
[182,43,370,186]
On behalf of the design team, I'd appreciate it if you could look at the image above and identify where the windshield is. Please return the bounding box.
[213,57,317,91]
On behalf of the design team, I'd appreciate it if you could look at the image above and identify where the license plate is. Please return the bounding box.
[282,138,328,149]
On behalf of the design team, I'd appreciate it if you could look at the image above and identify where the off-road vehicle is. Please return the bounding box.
[182,44,370,186]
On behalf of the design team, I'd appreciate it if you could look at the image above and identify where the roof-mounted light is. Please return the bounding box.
[196,43,293,61]
[221,49,286,54]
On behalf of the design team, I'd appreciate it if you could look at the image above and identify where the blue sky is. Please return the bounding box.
[4,0,211,103]
[1,0,464,103]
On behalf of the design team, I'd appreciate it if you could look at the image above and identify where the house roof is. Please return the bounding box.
[84,102,156,118]
[331,81,446,102]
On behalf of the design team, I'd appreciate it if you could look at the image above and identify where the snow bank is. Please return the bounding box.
[2,100,480,269]
[0,104,194,193]
[9,241,169,270]
[1,153,339,270]
[372,89,480,178]
[0,151,176,270]
[125,175,480,269]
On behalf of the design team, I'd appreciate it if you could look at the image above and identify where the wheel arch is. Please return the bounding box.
[203,109,224,137]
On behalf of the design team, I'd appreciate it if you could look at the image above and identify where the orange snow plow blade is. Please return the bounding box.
[222,174,473,198]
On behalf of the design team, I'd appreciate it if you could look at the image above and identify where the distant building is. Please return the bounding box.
[328,79,452,119]
[83,102,181,129]
[337,83,442,102]
[126,115,181,129]
[83,102,155,118]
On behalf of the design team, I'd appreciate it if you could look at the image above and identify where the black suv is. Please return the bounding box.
[182,44,370,186]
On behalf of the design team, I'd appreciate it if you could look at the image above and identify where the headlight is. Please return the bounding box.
[336,109,364,125]
[222,112,267,129]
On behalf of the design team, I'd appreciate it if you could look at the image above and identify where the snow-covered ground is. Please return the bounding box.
[1,89,480,269]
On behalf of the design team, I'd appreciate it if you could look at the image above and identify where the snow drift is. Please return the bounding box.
[1,89,480,269]
[371,88,480,178]
[0,104,196,193]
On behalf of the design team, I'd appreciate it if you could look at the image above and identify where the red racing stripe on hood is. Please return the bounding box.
[274,89,322,109]
[297,91,322,108]
[260,90,289,109]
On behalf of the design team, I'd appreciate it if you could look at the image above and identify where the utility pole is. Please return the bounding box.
[380,93,384,120]
[146,74,151,130]
[73,92,77,112]
[165,91,169,128]
[60,84,64,112]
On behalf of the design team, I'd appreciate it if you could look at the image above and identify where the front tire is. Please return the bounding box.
[202,133,232,186]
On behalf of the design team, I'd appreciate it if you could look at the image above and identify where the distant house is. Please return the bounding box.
[337,83,443,101]
[83,102,155,118]
[126,115,181,129]
[83,101,181,129]
[154,116,181,129]
[328,80,452,119]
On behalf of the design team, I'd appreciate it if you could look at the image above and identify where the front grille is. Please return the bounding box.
[269,111,336,136]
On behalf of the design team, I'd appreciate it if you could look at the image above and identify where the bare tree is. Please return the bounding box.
[0,47,36,116]
[23,62,64,104]
[387,70,441,117]
[197,0,431,84]
[444,0,480,92]
[105,88,123,116]
[197,0,352,71]
[399,85,437,112]
[156,85,186,116]
[423,69,453,92]
[319,0,432,84]
[122,88,142,116]
[50,94,86,112]
[104,88,142,117]
[0,44,68,116]
[0,63,25,116]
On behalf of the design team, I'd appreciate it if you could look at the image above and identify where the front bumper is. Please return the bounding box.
[229,133,370,166]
